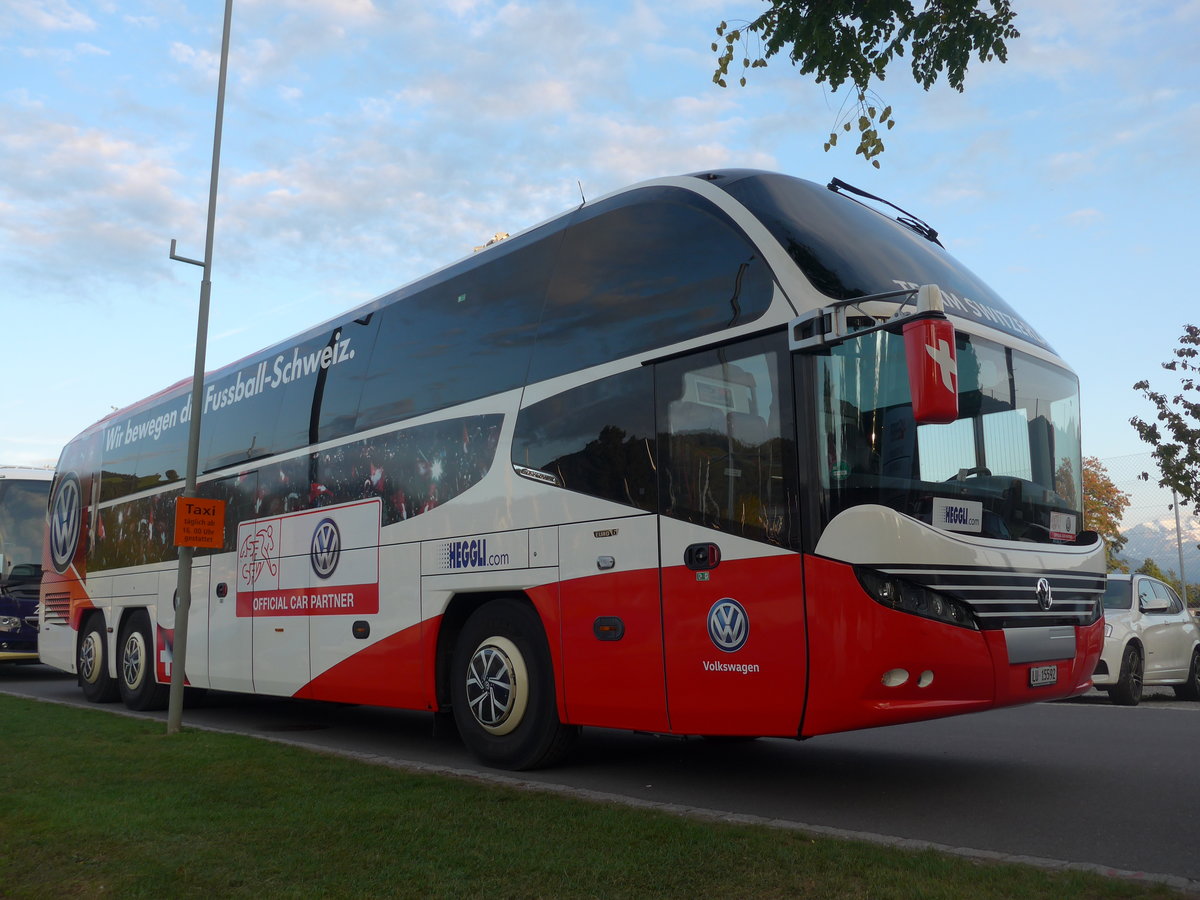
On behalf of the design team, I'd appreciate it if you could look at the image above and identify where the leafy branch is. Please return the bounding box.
[712,1,1019,166]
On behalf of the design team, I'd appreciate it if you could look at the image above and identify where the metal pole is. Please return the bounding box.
[1173,489,1188,607]
[168,0,234,735]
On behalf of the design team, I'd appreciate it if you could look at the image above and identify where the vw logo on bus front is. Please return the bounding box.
[1035,577,1054,610]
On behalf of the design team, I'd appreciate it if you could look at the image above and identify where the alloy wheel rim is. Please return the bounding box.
[464,636,529,736]
[122,631,147,691]
[79,632,101,684]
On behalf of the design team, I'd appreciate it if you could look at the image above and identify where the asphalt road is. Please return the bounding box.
[3,663,1197,891]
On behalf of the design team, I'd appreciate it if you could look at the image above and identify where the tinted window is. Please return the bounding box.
[1149,580,1184,614]
[198,352,283,473]
[657,333,795,546]
[512,368,656,511]
[131,395,190,492]
[357,232,559,431]
[528,188,773,383]
[1102,579,1132,610]
[272,316,379,453]
[99,392,190,501]
[0,478,51,568]
[715,172,1052,352]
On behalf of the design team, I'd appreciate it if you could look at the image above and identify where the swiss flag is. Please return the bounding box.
[903,315,958,425]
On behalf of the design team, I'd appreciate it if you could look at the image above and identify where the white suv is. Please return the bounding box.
[1093,574,1200,705]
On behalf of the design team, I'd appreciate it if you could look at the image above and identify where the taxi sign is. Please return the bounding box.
[174,496,226,548]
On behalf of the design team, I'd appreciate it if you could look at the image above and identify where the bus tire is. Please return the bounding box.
[1111,644,1143,706]
[78,614,119,703]
[118,611,169,711]
[450,598,578,770]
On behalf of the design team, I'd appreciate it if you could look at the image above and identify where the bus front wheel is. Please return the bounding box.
[118,611,169,711]
[450,598,577,770]
[78,615,119,703]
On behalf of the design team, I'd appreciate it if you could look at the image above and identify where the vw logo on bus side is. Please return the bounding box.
[49,473,82,574]
[707,598,749,652]
[310,518,341,579]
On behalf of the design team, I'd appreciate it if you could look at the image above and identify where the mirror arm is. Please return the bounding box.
[789,285,946,352]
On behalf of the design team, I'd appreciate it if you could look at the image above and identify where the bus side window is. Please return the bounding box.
[528,188,773,384]
[657,337,793,546]
[356,235,554,432]
[511,368,656,512]
[272,316,380,455]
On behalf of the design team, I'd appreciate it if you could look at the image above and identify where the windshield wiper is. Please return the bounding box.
[827,177,944,248]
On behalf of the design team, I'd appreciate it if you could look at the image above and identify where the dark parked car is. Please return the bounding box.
[0,563,42,663]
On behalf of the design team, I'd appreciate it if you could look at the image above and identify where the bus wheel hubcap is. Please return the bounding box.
[464,636,529,736]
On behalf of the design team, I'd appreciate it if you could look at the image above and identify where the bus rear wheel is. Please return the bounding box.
[118,611,169,711]
[78,615,119,703]
[450,598,577,770]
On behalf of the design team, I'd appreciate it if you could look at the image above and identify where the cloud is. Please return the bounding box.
[1065,208,1103,227]
[2,0,95,33]
[0,106,196,301]
[18,39,107,61]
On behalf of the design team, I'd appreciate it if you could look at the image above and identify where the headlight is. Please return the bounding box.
[856,568,977,630]
[1104,623,1113,638]
[0,615,23,632]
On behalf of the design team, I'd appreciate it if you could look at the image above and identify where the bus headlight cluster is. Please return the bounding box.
[0,615,23,633]
[855,568,977,630]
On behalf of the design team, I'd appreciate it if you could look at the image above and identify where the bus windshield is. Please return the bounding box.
[813,328,1083,544]
[0,473,50,579]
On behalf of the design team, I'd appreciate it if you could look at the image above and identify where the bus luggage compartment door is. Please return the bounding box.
[557,515,667,732]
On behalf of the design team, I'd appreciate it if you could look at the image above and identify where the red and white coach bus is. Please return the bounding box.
[40,170,1105,769]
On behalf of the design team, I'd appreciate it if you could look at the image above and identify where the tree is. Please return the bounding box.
[1083,456,1131,573]
[1131,324,1200,517]
[711,1,1019,167]
[1135,557,1168,581]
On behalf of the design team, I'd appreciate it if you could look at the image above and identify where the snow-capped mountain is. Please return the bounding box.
[1117,513,1200,578]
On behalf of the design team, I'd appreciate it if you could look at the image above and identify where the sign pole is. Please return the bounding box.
[167,0,235,735]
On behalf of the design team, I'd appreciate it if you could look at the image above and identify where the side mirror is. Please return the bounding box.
[902,284,959,425]
[1139,593,1170,613]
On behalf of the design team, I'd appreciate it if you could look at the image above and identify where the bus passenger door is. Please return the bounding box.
[558,515,668,732]
[209,549,253,692]
[206,471,257,693]
[655,336,807,737]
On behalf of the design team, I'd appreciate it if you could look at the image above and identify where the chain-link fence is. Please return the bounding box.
[1099,452,1199,604]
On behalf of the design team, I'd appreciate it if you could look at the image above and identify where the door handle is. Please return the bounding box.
[684,543,721,571]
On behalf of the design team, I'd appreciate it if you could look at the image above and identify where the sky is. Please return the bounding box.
[2,0,1198,532]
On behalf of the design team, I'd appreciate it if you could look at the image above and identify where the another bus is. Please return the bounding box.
[1,466,53,662]
[40,170,1105,768]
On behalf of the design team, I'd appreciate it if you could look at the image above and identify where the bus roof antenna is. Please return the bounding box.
[577,180,586,207]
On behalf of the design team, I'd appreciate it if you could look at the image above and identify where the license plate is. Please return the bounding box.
[1029,664,1058,687]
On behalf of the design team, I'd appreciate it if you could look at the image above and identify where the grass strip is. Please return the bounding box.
[0,695,1181,899]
